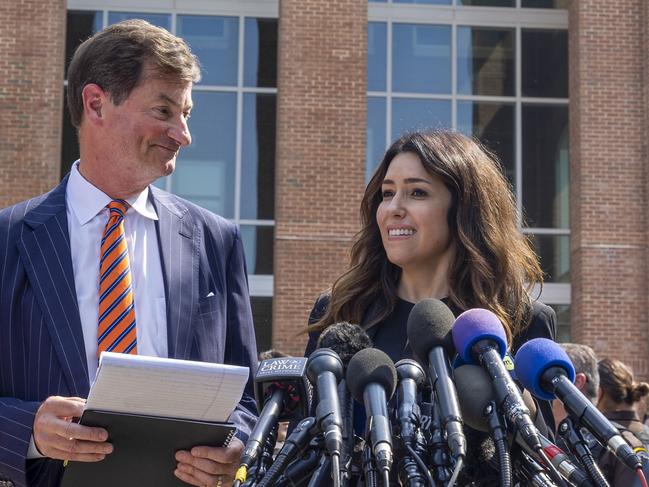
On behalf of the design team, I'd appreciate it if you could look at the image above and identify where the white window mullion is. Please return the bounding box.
[234,14,245,222]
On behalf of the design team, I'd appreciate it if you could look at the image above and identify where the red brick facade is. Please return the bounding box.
[0,0,65,208]
[274,0,368,355]
[569,0,649,379]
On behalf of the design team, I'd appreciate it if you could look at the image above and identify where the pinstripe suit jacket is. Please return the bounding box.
[0,177,258,487]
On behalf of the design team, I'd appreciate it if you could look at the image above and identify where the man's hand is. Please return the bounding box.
[174,437,244,487]
[33,396,113,462]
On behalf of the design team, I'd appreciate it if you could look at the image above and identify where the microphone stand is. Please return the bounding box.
[339,380,354,487]
[515,451,559,487]
[307,455,332,487]
[241,425,277,487]
[258,417,321,487]
[275,447,322,487]
[363,442,379,487]
[484,400,511,487]
[428,399,452,484]
[557,417,610,487]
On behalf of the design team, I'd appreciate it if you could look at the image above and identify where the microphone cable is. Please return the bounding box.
[558,417,610,487]
[535,446,569,487]
[483,400,511,487]
[256,417,318,487]
[447,456,463,487]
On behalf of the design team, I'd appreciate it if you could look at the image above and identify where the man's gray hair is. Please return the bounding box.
[560,343,600,401]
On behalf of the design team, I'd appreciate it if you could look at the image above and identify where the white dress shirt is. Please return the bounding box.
[66,161,168,382]
[28,162,169,459]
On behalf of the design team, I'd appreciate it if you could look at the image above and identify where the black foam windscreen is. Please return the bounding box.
[453,364,494,433]
[454,364,538,433]
[345,348,397,403]
[317,322,373,366]
[406,298,456,363]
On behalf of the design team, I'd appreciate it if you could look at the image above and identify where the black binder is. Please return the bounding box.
[61,409,236,487]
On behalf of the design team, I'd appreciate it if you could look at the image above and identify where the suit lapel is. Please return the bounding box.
[150,188,196,360]
[17,179,90,396]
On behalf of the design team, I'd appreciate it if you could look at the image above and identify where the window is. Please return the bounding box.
[63,2,278,346]
[367,2,569,317]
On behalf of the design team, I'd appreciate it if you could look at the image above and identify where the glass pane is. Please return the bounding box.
[457,101,514,185]
[241,225,274,275]
[66,10,102,75]
[393,24,451,94]
[522,104,569,228]
[241,94,276,220]
[394,0,451,5]
[522,0,568,8]
[368,22,387,92]
[458,0,514,5]
[392,98,452,139]
[177,15,238,86]
[251,297,273,353]
[549,304,570,342]
[172,92,237,217]
[529,234,570,283]
[61,89,79,178]
[457,27,514,96]
[522,29,568,98]
[108,12,171,30]
[244,18,278,88]
[367,97,387,181]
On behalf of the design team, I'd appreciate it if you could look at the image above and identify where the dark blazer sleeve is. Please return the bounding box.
[304,294,330,358]
[221,225,258,443]
[0,198,70,487]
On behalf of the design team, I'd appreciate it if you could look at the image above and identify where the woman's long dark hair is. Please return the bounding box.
[311,130,544,345]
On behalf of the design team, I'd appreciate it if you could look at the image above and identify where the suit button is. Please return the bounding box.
[0,480,14,487]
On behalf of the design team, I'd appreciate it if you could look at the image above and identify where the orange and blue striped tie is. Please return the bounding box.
[97,200,138,356]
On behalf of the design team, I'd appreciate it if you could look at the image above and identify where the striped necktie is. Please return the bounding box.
[97,199,138,356]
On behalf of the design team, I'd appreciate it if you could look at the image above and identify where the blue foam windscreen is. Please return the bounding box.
[451,308,507,365]
[514,338,576,401]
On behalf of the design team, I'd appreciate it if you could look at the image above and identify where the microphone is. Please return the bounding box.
[406,298,466,460]
[256,417,319,487]
[234,356,311,486]
[346,347,397,480]
[394,359,426,447]
[317,321,373,364]
[455,364,593,487]
[306,348,344,485]
[394,358,431,486]
[515,338,642,473]
[316,322,373,487]
[452,308,542,453]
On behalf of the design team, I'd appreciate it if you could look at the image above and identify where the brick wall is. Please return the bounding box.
[569,0,649,379]
[0,0,65,208]
[274,0,367,355]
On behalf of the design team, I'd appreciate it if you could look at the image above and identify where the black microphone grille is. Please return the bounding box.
[406,298,456,362]
[317,321,373,366]
[346,348,397,403]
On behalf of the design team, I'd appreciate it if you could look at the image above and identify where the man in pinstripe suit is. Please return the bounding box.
[0,20,257,487]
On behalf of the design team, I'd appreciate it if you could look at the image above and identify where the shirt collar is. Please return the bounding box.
[66,160,159,225]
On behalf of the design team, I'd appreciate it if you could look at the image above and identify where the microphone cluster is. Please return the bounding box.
[233,304,648,487]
